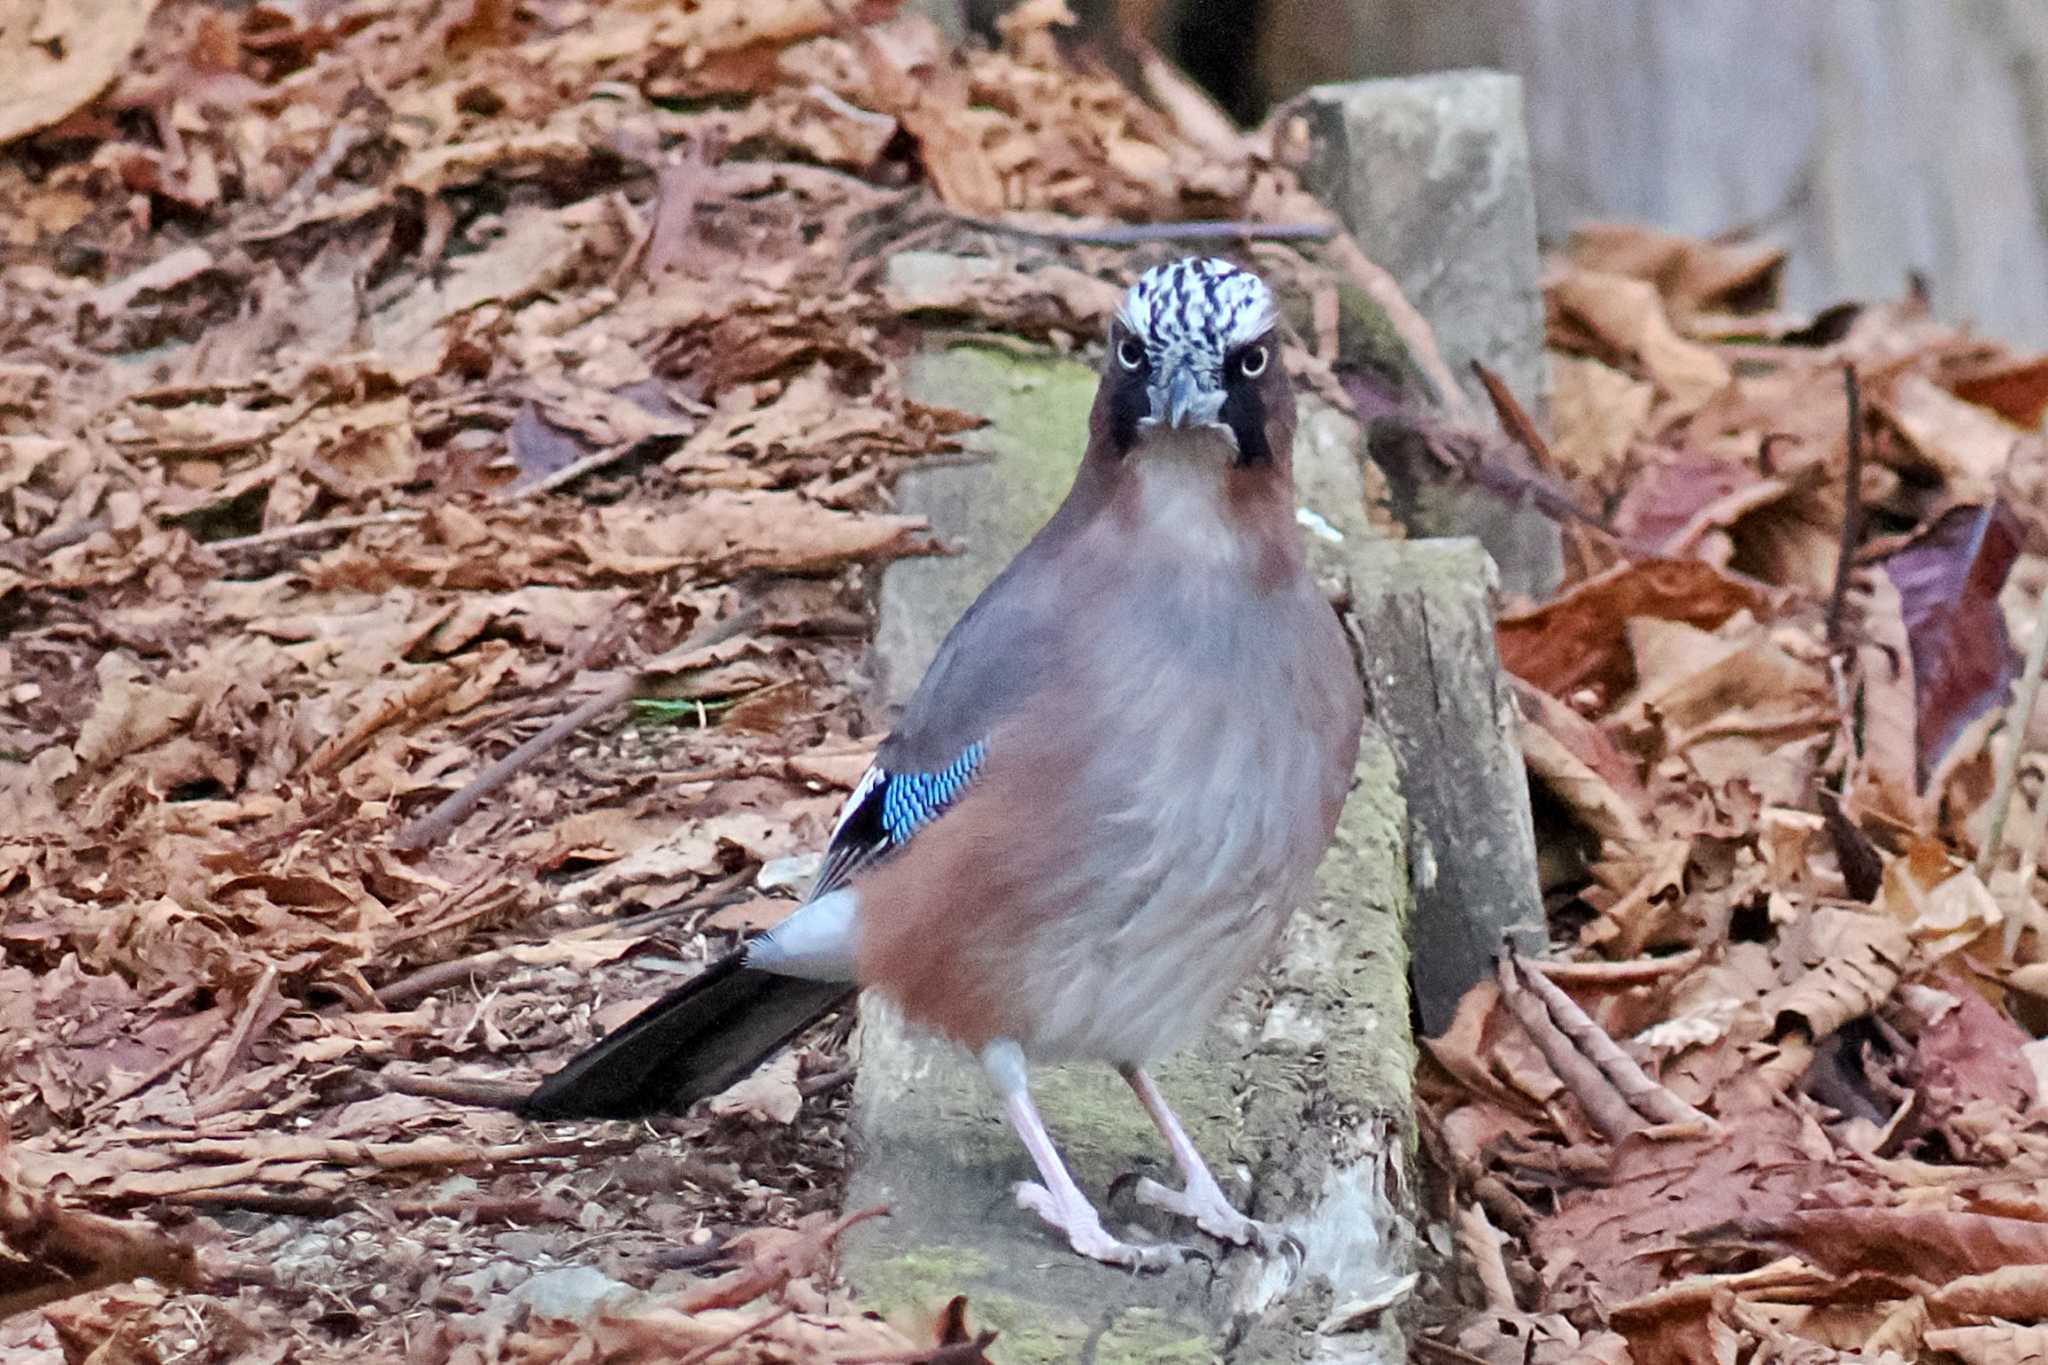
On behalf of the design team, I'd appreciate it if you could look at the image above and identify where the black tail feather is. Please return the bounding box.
[521,951,854,1119]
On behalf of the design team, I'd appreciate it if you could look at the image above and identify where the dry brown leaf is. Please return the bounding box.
[1878,372,2026,493]
[71,654,198,770]
[1948,354,2048,427]
[1515,679,1651,847]
[0,1140,204,1317]
[580,493,930,578]
[1764,907,1910,1043]
[1565,222,1785,318]
[1549,270,1732,414]
[1550,355,1656,484]
[0,0,161,144]
[1924,1322,2048,1365]
[707,1050,803,1127]
[1496,560,1765,705]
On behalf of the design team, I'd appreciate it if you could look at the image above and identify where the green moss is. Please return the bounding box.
[1317,733,1418,1109]
[1333,280,1430,397]
[850,1250,1222,1365]
[1093,1307,1222,1364]
[907,342,1094,519]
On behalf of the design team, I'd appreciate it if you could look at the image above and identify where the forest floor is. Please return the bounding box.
[5,2,2048,1363]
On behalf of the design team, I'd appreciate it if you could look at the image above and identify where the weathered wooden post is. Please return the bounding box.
[1296,74,1552,1035]
[1296,72,1561,602]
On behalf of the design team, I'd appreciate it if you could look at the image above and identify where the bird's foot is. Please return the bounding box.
[1132,1175,1290,1254]
[1014,1181,1188,1270]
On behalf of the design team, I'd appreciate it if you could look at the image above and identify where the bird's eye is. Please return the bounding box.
[1116,337,1146,370]
[1237,344,1269,379]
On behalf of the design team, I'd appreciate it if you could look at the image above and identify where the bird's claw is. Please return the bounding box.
[1014,1181,1188,1270]
[1131,1176,1293,1255]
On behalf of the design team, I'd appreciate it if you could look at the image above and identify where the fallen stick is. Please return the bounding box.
[1825,365,1865,652]
[373,868,754,1007]
[206,509,425,553]
[374,1071,535,1111]
[391,606,761,851]
[952,213,1336,246]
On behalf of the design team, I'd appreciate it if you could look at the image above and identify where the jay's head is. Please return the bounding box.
[1094,258,1293,470]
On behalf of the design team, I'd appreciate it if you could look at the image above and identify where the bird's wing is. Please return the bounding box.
[746,521,1084,980]
[813,512,1084,895]
[807,739,989,900]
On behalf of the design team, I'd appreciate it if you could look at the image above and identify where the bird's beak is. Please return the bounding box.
[1146,363,1226,431]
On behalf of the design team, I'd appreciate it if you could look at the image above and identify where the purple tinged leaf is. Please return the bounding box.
[507,401,591,486]
[1880,501,2025,790]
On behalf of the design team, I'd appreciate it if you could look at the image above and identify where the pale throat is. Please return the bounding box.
[1124,427,1251,567]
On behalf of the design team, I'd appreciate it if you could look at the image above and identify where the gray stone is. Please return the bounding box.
[515,1265,636,1322]
[1297,72,1545,417]
[1344,539,1546,1035]
[904,0,968,41]
[1296,72,1563,599]
[843,341,1417,1363]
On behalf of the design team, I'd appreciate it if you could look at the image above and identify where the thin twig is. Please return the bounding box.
[205,509,424,553]
[505,432,690,501]
[159,1188,560,1224]
[1978,578,2048,880]
[372,867,755,1009]
[1317,230,1474,422]
[1825,364,1864,651]
[198,964,280,1098]
[950,213,1336,246]
[389,606,761,851]
[674,1305,795,1365]
[374,1071,538,1111]
[2009,763,2048,960]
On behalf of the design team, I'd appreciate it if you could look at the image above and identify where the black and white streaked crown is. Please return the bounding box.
[1115,258,1278,376]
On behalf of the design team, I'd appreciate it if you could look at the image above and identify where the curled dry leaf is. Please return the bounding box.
[1882,501,2025,791]
[1564,222,1786,318]
[1764,907,1910,1044]
[1548,270,1732,415]
[0,0,162,144]
[1924,1322,2048,1365]
[1496,559,1765,704]
[1877,372,2030,494]
[1515,687,1652,848]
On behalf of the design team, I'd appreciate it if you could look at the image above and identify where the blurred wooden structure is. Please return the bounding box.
[1250,0,2048,345]
[930,0,2048,345]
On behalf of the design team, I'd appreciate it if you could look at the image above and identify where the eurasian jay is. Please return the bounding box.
[525,257,1366,1268]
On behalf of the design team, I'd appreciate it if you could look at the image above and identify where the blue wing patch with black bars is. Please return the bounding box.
[878,743,985,842]
[812,741,988,895]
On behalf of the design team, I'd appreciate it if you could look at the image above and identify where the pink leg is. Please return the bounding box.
[981,1042,1184,1270]
[1122,1066,1281,1249]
